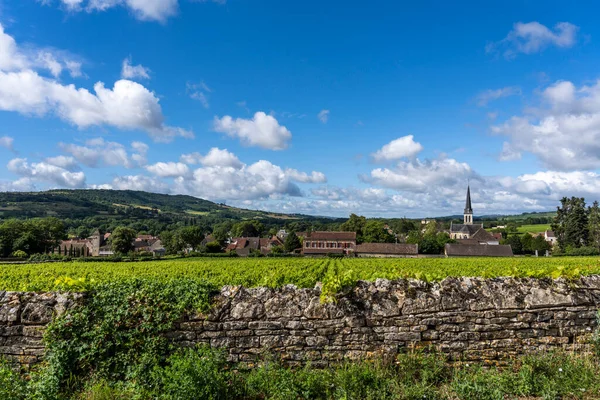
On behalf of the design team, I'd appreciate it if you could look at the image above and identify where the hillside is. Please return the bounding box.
[0,190,345,237]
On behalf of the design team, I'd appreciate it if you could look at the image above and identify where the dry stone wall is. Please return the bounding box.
[2,276,600,369]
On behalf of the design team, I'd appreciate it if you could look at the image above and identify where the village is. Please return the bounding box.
[54,186,558,259]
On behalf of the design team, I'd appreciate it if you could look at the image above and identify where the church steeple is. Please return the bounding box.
[464,185,473,225]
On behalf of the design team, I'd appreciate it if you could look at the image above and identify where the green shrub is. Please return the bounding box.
[0,359,29,400]
[11,250,27,258]
[154,346,235,400]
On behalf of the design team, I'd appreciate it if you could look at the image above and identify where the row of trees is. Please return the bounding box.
[552,197,600,252]
[0,218,66,257]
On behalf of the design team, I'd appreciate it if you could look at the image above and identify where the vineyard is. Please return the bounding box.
[2,256,600,293]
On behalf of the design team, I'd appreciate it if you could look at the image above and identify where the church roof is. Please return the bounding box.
[464,185,473,214]
[450,223,483,235]
[470,227,496,242]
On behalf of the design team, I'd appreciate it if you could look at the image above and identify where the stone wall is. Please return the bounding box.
[2,276,600,369]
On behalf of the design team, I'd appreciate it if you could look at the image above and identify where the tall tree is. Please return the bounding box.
[231,220,264,238]
[552,197,588,250]
[284,231,302,253]
[362,220,395,243]
[340,214,367,243]
[178,226,204,252]
[110,227,137,254]
[588,201,600,250]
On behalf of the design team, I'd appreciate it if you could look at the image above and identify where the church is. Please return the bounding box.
[449,186,499,245]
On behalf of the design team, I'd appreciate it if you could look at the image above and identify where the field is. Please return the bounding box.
[2,256,600,292]
[517,224,551,233]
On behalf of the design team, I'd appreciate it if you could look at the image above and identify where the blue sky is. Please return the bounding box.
[1,0,600,217]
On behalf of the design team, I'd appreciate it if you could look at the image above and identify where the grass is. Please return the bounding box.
[517,224,552,233]
[1,256,600,292]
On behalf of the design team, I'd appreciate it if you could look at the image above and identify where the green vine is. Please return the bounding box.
[33,278,215,399]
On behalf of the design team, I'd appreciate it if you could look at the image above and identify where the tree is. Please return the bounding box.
[588,201,600,250]
[205,241,222,253]
[552,197,589,250]
[284,231,302,253]
[340,214,367,243]
[231,220,264,238]
[502,235,523,255]
[111,227,137,254]
[531,235,551,254]
[362,220,395,243]
[178,226,204,252]
[520,233,534,254]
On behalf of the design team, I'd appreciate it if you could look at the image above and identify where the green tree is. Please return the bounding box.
[362,220,395,243]
[502,235,523,255]
[284,231,302,253]
[552,197,589,250]
[178,226,205,252]
[531,235,551,254]
[205,241,222,253]
[588,201,600,250]
[110,227,137,254]
[231,220,264,238]
[340,214,367,243]
[520,233,534,254]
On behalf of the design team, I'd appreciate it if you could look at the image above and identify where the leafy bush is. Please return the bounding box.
[37,278,215,399]
[152,346,235,400]
[0,359,29,400]
[11,250,28,258]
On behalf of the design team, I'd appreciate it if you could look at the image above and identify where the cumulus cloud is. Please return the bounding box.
[1,23,83,78]
[371,135,424,163]
[41,0,179,22]
[146,161,191,178]
[213,111,292,150]
[44,155,79,171]
[59,138,148,168]
[476,86,521,106]
[187,81,211,109]
[180,147,243,169]
[492,79,600,170]
[0,25,190,142]
[0,136,14,151]
[7,157,86,187]
[108,175,170,192]
[317,109,330,124]
[121,57,150,80]
[487,21,579,59]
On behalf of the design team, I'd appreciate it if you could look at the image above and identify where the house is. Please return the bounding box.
[98,245,114,257]
[226,237,261,257]
[355,243,418,258]
[456,228,499,246]
[445,244,513,257]
[57,239,93,257]
[259,236,284,254]
[302,231,357,256]
[200,234,215,247]
[276,229,289,241]
[149,239,166,256]
[544,230,557,245]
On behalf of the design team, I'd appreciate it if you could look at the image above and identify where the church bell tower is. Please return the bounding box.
[464,185,473,225]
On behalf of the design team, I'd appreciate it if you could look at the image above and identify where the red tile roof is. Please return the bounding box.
[306,231,357,241]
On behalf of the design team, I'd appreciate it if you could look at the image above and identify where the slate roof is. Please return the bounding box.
[449,223,483,235]
[306,231,357,241]
[470,228,497,242]
[464,185,473,214]
[445,244,513,257]
[355,243,418,255]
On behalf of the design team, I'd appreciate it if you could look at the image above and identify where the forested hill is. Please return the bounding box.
[0,190,339,237]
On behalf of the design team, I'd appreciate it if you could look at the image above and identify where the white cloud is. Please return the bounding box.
[146,161,190,178]
[498,141,521,161]
[493,79,600,170]
[213,111,292,150]
[180,147,244,168]
[0,136,14,151]
[37,51,63,77]
[45,155,79,171]
[318,109,330,124]
[476,86,521,106]
[121,57,150,80]
[487,21,579,59]
[60,138,148,168]
[109,174,170,192]
[285,169,327,183]
[367,156,474,192]
[371,135,424,163]
[65,60,83,78]
[43,0,179,22]
[0,26,189,142]
[7,157,86,187]
[187,82,211,109]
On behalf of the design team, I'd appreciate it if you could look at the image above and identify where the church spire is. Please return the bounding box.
[464,185,473,225]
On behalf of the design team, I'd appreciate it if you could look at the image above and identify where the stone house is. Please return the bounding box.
[355,243,418,258]
[302,231,357,256]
